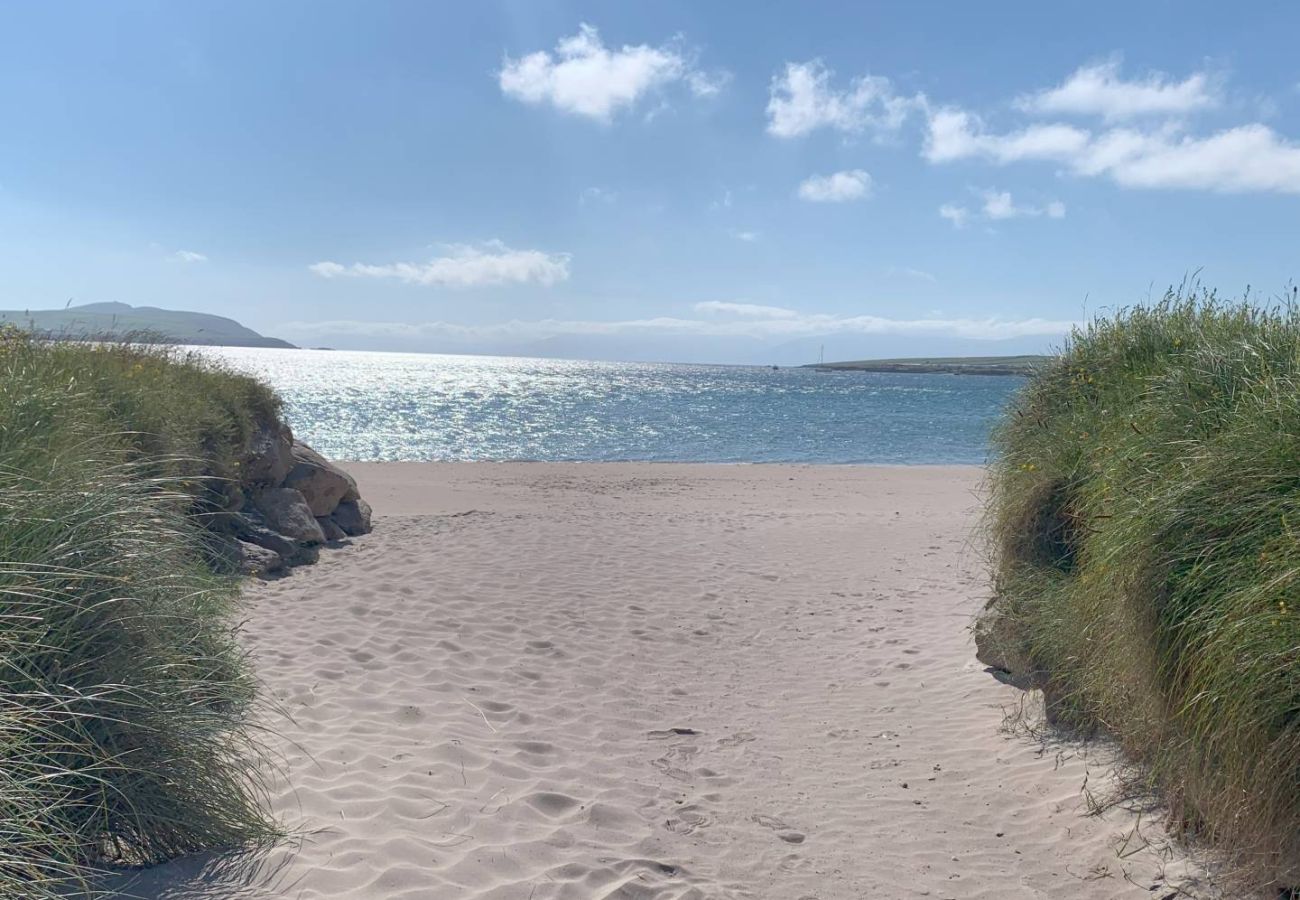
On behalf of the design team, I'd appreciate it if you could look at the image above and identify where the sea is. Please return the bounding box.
[209,348,1023,465]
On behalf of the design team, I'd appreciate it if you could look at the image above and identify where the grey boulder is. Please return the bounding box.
[332,498,372,536]
[316,516,347,542]
[242,420,294,486]
[237,540,284,577]
[251,487,326,545]
[283,443,358,516]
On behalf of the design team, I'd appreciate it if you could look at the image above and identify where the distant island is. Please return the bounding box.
[805,355,1048,376]
[0,302,296,348]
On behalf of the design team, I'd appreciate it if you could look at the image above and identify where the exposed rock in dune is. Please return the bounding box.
[332,498,372,536]
[236,540,284,576]
[316,516,347,542]
[284,443,358,516]
[251,487,326,545]
[219,430,370,577]
[243,420,295,486]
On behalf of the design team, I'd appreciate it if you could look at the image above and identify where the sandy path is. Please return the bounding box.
[112,464,1207,899]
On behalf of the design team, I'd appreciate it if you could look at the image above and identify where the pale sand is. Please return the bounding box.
[111,463,1213,899]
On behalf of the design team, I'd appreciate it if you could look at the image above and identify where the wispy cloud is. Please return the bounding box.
[766,60,924,138]
[979,189,1066,220]
[172,250,208,263]
[927,109,1300,194]
[888,266,938,283]
[695,300,798,319]
[1015,59,1218,121]
[938,190,1065,228]
[498,23,724,121]
[938,204,970,228]
[797,169,872,202]
[924,61,1300,194]
[283,307,1073,343]
[728,229,760,242]
[308,241,571,288]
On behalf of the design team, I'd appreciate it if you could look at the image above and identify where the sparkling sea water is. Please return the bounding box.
[210,348,1022,465]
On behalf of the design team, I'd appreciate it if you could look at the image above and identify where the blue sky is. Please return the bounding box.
[2,1,1298,363]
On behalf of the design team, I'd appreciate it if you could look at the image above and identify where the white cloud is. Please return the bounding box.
[284,309,1074,343]
[938,204,970,228]
[308,241,571,288]
[767,60,923,138]
[925,108,1090,164]
[172,250,208,263]
[927,106,1300,194]
[797,169,872,202]
[922,60,1300,195]
[498,23,723,121]
[938,191,1065,228]
[1016,60,1217,121]
[979,189,1066,220]
[728,229,760,242]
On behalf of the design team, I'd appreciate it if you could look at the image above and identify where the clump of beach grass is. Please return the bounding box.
[983,287,1300,887]
[0,329,279,896]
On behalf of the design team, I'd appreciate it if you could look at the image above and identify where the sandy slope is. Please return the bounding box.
[110,463,1213,899]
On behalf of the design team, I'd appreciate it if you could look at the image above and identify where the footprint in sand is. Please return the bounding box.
[752,814,806,844]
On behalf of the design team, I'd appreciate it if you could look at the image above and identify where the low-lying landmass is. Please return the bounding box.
[0,301,296,348]
[806,355,1048,376]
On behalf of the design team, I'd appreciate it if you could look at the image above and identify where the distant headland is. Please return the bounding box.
[804,355,1047,376]
[0,301,296,348]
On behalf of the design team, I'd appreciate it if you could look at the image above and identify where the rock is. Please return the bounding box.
[332,498,372,536]
[237,540,283,577]
[316,516,347,542]
[242,420,294,486]
[236,519,297,558]
[283,443,357,516]
[251,487,325,545]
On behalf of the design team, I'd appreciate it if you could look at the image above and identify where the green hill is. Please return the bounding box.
[806,355,1048,376]
[0,302,295,348]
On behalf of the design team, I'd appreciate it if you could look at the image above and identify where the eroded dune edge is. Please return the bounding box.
[113,463,1215,900]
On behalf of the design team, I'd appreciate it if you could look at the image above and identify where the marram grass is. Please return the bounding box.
[0,329,278,896]
[984,289,1300,886]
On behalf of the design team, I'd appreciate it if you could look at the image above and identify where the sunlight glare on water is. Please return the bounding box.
[208,348,1021,464]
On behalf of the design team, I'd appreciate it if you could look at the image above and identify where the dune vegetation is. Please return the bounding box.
[982,289,1300,886]
[0,328,279,896]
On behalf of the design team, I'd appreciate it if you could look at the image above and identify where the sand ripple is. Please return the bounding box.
[106,464,1218,899]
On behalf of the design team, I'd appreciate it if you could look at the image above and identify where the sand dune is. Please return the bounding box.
[109,464,1214,899]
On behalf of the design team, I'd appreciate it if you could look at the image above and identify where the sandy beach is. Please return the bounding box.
[112,463,1207,899]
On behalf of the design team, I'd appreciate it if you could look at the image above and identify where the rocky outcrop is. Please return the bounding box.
[332,498,372,537]
[236,540,284,577]
[284,444,358,516]
[242,420,294,486]
[221,427,372,578]
[252,488,326,545]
